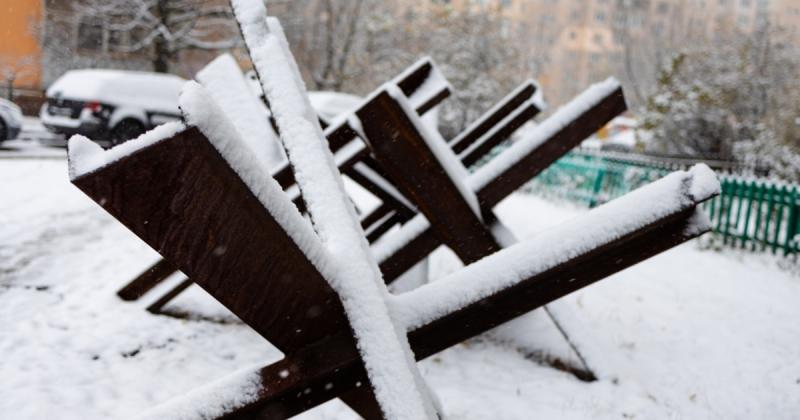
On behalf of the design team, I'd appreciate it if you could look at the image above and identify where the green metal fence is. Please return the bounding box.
[524,152,800,255]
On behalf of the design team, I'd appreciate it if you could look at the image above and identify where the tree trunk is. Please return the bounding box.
[152,0,170,73]
[153,38,170,73]
[6,77,13,101]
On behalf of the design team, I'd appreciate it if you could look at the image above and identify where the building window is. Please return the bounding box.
[738,15,749,26]
[657,2,669,14]
[77,19,103,51]
[568,51,579,61]
[593,33,603,44]
[595,11,606,22]
[652,22,664,35]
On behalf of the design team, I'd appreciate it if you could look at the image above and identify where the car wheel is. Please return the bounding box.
[0,119,7,143]
[111,119,145,146]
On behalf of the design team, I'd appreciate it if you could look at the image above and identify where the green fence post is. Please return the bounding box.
[741,179,755,250]
[588,166,606,208]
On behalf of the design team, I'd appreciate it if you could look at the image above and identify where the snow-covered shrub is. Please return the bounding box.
[640,28,800,181]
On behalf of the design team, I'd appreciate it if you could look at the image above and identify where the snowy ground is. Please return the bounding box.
[0,117,67,159]
[1,157,799,419]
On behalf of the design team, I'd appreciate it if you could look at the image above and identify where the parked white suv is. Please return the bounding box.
[0,98,23,143]
[41,69,185,145]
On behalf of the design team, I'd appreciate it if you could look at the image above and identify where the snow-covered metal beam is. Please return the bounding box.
[358,88,502,263]
[449,79,544,160]
[377,79,627,281]
[70,126,351,354]
[102,135,715,418]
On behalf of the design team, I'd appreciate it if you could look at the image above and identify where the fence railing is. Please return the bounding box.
[522,151,800,255]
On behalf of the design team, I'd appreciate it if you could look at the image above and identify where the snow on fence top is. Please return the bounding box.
[196,53,286,170]
[392,164,720,330]
[231,1,439,418]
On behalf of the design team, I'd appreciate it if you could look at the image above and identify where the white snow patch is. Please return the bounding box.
[196,53,286,169]
[67,121,186,179]
[133,367,263,420]
[309,91,363,122]
[687,164,721,201]
[371,214,431,264]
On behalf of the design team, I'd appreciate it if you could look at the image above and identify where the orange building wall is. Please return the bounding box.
[0,0,43,89]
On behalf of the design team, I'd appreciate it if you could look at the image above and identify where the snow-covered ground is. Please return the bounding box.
[0,117,66,159]
[1,158,798,419]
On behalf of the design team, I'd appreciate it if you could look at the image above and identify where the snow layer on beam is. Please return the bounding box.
[457,98,542,161]
[231,3,438,419]
[133,367,263,420]
[352,162,417,212]
[468,78,621,192]
[386,84,482,220]
[392,164,719,331]
[387,56,451,112]
[372,213,431,263]
[405,59,451,112]
[179,81,335,281]
[196,53,286,169]
[67,121,185,179]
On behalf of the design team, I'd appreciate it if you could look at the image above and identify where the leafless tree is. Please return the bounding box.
[269,1,526,137]
[0,56,36,100]
[71,0,242,73]
[395,6,527,138]
[271,0,373,92]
